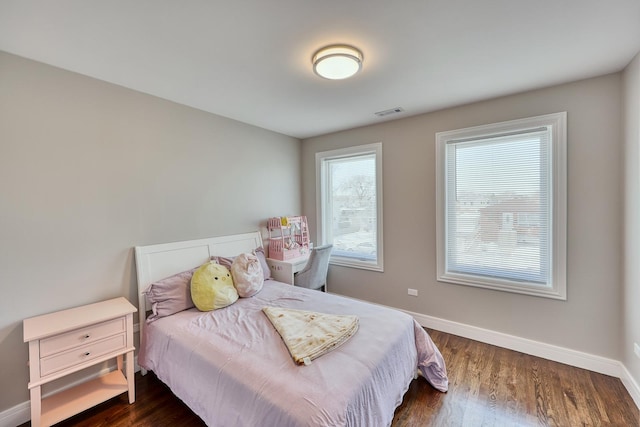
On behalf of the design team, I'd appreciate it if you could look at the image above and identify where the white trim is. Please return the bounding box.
[405,309,621,377]
[620,364,640,410]
[331,292,634,388]
[435,112,567,299]
[315,142,384,272]
[0,401,29,427]
[401,306,639,410]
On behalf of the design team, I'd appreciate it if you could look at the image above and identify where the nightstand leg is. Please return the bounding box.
[126,350,135,403]
[30,385,41,427]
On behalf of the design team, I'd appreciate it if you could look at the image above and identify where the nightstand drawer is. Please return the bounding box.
[40,334,126,377]
[40,317,125,357]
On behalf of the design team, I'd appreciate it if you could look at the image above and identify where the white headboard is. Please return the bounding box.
[134,231,263,342]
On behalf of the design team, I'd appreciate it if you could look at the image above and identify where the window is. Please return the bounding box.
[436,113,567,299]
[316,143,383,271]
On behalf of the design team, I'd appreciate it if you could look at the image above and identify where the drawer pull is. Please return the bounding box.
[83,352,91,357]
[83,334,91,339]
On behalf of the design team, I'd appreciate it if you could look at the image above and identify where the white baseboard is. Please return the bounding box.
[0,401,29,427]
[620,363,640,410]
[402,308,639,410]
[406,309,621,377]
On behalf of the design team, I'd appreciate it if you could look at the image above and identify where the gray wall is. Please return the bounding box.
[623,52,640,385]
[302,74,623,360]
[2,48,638,416]
[0,51,301,410]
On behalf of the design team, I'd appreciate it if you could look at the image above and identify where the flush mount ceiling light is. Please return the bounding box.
[312,45,363,80]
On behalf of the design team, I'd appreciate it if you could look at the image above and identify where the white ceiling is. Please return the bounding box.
[1,1,639,139]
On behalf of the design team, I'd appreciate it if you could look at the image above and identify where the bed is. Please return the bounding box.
[135,231,448,427]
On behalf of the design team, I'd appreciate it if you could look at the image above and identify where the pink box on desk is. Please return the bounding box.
[267,216,310,260]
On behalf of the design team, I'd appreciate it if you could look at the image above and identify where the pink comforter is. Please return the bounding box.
[139,281,447,426]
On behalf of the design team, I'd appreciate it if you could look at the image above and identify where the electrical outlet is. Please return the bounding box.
[407,288,418,297]
[634,343,640,359]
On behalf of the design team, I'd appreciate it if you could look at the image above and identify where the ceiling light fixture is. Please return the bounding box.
[312,45,363,80]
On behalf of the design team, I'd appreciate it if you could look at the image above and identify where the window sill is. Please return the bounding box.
[438,272,566,300]
[330,257,384,273]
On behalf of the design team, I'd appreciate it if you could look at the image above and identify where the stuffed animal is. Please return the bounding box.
[191,261,239,311]
[231,252,264,297]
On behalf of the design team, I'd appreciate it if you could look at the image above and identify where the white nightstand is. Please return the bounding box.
[267,255,310,285]
[23,297,137,427]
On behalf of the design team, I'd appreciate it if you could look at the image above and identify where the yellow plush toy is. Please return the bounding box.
[191,261,239,311]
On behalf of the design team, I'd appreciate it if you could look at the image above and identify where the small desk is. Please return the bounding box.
[266,255,309,285]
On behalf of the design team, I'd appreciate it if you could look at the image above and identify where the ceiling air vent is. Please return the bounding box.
[374,107,404,117]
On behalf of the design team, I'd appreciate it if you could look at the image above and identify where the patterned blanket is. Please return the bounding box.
[263,306,359,365]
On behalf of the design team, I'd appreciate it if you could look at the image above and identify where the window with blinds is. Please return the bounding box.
[316,143,384,272]
[436,113,567,299]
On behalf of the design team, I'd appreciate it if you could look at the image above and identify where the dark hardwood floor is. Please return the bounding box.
[20,329,639,427]
[393,330,638,426]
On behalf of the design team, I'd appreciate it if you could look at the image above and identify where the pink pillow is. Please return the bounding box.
[253,247,272,280]
[211,255,234,270]
[213,248,271,281]
[144,267,197,321]
[231,253,264,297]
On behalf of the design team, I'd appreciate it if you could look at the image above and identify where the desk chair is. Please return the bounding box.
[293,244,333,292]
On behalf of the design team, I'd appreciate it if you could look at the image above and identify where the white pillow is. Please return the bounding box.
[231,253,264,297]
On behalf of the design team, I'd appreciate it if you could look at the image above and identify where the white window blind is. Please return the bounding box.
[436,113,566,299]
[446,129,550,284]
[316,143,384,272]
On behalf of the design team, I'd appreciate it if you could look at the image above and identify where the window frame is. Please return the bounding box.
[316,142,384,272]
[435,112,567,299]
